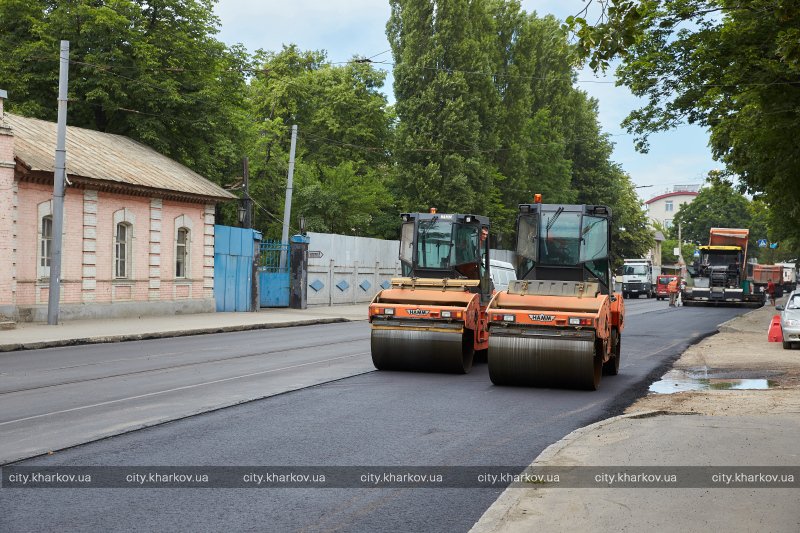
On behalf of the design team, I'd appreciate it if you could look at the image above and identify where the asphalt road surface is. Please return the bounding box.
[1,299,749,532]
[0,322,374,464]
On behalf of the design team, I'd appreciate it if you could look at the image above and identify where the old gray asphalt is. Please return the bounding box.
[0,322,374,464]
[0,299,748,532]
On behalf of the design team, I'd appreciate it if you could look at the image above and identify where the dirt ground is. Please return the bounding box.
[626,301,800,416]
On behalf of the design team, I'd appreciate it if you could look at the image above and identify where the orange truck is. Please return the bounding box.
[486,198,623,390]
[368,211,492,373]
[750,264,784,297]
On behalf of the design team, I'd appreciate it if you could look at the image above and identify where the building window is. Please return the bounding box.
[40,215,53,275]
[664,219,673,229]
[176,227,189,278]
[115,222,132,278]
[665,200,674,212]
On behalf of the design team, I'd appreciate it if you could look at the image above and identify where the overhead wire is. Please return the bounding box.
[28,52,799,90]
[251,197,301,235]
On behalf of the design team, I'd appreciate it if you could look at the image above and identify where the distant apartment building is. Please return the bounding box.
[644,185,701,230]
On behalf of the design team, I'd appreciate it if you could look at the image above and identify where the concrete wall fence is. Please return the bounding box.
[306,232,401,306]
[304,231,515,306]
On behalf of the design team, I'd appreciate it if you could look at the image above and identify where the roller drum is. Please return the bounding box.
[371,328,474,374]
[488,336,600,390]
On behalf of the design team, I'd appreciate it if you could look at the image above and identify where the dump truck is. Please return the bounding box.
[621,258,659,299]
[750,263,784,297]
[683,227,762,306]
[368,210,492,373]
[777,262,797,294]
[486,198,624,390]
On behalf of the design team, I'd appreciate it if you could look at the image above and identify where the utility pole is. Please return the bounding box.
[242,156,252,229]
[678,222,687,279]
[280,125,297,269]
[47,40,69,326]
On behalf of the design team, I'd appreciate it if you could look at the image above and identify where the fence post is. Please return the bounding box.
[289,234,308,309]
[251,232,261,312]
[328,258,334,307]
[374,260,380,301]
[352,260,358,304]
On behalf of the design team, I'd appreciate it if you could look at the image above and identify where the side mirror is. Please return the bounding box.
[776,305,784,311]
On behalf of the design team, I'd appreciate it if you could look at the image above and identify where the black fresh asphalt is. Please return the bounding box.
[0,300,748,532]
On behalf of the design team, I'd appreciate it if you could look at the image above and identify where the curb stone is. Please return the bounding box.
[469,410,668,533]
[717,304,765,333]
[0,317,358,353]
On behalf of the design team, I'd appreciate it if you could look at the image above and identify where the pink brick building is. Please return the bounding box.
[0,91,235,322]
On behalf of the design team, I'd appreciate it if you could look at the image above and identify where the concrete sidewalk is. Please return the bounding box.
[471,302,800,533]
[0,304,370,352]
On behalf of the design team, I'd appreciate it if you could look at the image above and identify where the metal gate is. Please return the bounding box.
[214,225,260,312]
[259,240,291,307]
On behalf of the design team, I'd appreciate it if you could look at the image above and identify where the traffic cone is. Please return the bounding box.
[768,315,782,342]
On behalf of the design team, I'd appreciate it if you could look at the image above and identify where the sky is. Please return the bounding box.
[212,0,718,201]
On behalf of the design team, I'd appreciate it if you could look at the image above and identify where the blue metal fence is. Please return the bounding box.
[214,225,261,312]
[259,240,291,307]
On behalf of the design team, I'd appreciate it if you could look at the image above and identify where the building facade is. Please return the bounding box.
[644,186,700,230]
[0,92,235,322]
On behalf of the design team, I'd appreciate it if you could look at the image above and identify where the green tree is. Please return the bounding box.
[245,45,395,238]
[567,0,800,254]
[654,220,697,265]
[389,0,637,246]
[293,163,392,236]
[488,6,576,240]
[671,179,754,246]
[0,0,250,182]
[388,0,503,225]
[609,168,653,266]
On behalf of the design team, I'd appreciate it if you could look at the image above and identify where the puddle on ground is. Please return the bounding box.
[649,368,780,394]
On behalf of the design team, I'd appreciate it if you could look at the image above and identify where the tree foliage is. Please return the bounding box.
[387,0,505,229]
[0,0,655,252]
[671,176,770,261]
[244,46,395,238]
[568,0,800,256]
[389,0,651,250]
[0,0,250,182]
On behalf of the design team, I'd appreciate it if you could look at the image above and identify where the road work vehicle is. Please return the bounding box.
[486,196,624,390]
[621,258,659,299]
[777,262,797,294]
[750,263,783,297]
[683,227,762,306]
[369,210,492,373]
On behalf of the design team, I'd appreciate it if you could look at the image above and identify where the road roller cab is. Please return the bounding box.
[487,201,624,390]
[369,211,492,374]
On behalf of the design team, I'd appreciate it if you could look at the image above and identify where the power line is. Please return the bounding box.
[341,59,800,88]
[32,52,800,92]
[251,197,301,235]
